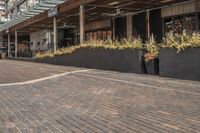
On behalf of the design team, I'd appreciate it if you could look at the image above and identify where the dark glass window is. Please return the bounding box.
[164,18,173,35]
[185,15,196,34]
[86,29,112,41]
[173,16,184,34]
[163,13,199,35]
[199,14,200,31]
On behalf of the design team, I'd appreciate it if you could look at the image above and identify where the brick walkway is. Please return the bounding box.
[0,60,83,84]
[0,60,200,133]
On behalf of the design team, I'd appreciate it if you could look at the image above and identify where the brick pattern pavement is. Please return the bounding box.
[0,61,199,133]
[0,60,83,84]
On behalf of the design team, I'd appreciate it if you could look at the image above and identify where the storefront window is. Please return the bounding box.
[86,29,112,41]
[185,15,196,34]
[164,18,173,35]
[163,13,199,36]
[98,31,102,40]
[107,31,112,40]
[199,14,200,31]
[173,16,184,34]
[93,32,97,40]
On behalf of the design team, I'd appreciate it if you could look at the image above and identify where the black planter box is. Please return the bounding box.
[159,48,200,81]
[33,48,146,74]
[144,58,159,75]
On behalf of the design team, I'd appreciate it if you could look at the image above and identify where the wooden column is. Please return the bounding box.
[127,14,133,39]
[8,34,10,57]
[195,14,199,32]
[112,18,115,40]
[53,16,58,52]
[80,5,85,44]
[0,35,2,48]
[15,30,18,58]
[146,10,150,40]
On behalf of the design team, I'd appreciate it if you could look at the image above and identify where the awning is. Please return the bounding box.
[0,0,67,32]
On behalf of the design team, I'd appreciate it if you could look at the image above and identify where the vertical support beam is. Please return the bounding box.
[53,16,58,52]
[0,35,3,48]
[146,10,150,40]
[48,29,51,50]
[8,33,10,57]
[15,3,18,18]
[80,5,85,44]
[112,18,115,40]
[127,14,133,39]
[195,14,199,32]
[15,30,18,58]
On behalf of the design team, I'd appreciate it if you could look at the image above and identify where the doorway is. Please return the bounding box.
[114,17,127,40]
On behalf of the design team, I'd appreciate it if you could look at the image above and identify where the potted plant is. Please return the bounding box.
[159,31,200,80]
[144,35,159,75]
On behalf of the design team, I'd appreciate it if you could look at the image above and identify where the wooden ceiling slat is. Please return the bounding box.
[2,0,191,33]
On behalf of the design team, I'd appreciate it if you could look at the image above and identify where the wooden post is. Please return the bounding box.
[146,10,150,40]
[15,30,18,58]
[0,35,2,48]
[80,5,85,44]
[112,18,115,40]
[8,33,10,57]
[127,14,133,39]
[53,16,58,52]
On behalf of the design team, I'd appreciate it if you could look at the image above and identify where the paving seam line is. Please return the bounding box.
[75,73,200,96]
[0,69,91,87]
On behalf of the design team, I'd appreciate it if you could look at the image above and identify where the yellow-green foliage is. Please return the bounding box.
[145,35,159,57]
[162,31,200,53]
[143,35,159,62]
[36,32,200,59]
[36,38,143,59]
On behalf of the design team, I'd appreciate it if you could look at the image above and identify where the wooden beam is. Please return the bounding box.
[8,33,10,57]
[146,10,150,40]
[53,17,58,52]
[15,30,18,58]
[80,5,85,44]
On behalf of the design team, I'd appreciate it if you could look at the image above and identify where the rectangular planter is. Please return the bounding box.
[34,48,146,74]
[144,58,159,75]
[159,48,200,81]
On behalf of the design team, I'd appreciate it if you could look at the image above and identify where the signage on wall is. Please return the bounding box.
[48,7,58,18]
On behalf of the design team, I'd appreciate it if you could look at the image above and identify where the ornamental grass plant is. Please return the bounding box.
[161,31,200,53]
[35,31,200,59]
[36,38,143,59]
[144,35,159,62]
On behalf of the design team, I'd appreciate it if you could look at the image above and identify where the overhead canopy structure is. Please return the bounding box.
[0,0,67,32]
[0,0,193,34]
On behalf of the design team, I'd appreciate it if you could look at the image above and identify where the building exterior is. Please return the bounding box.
[0,0,199,58]
[0,0,5,48]
[0,0,5,22]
